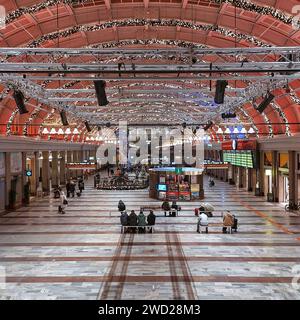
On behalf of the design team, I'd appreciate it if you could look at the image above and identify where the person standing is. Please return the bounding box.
[66,180,71,198]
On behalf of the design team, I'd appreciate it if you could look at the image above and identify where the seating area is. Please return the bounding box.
[120,225,155,233]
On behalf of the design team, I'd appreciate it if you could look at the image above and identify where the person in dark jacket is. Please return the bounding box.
[120,211,128,233]
[147,210,156,233]
[162,201,171,216]
[78,179,84,193]
[128,210,138,233]
[118,200,126,212]
[69,181,76,198]
[66,181,71,198]
[137,211,146,233]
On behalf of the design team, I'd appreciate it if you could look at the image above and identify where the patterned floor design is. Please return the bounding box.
[0,175,300,300]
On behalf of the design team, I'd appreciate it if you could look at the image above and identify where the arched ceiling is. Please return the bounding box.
[0,0,300,142]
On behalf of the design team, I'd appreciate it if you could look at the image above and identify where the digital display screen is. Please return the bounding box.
[157,184,167,191]
[223,151,254,168]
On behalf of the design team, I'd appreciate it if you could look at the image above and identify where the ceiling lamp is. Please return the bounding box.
[73,128,79,134]
[248,127,255,134]
[50,128,57,134]
[240,127,247,134]
[233,128,239,134]
[225,128,231,134]
[216,127,223,134]
[86,137,90,141]
[57,128,64,135]
[65,128,71,134]
[42,128,49,134]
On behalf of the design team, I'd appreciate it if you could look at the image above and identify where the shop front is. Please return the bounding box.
[278,153,289,204]
[149,167,204,201]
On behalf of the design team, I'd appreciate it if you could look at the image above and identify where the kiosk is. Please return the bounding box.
[149,167,204,201]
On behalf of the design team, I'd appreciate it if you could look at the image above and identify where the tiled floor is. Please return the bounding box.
[1,176,300,300]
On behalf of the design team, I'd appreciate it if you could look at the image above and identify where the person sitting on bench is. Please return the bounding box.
[197,210,209,233]
[137,211,146,233]
[147,210,156,233]
[222,211,234,233]
[170,201,179,216]
[128,210,138,233]
[162,201,171,217]
[120,211,128,233]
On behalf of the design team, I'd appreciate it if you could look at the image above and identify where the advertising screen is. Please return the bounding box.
[157,184,167,191]
[223,151,254,168]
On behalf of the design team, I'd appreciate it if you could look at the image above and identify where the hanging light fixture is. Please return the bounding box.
[248,127,255,134]
[233,128,239,134]
[217,127,223,134]
[57,128,64,135]
[42,127,49,134]
[86,137,90,141]
[240,127,247,134]
[65,128,71,134]
[73,128,79,134]
[50,128,57,134]
[225,127,231,134]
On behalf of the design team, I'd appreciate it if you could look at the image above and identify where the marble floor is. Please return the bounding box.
[0,176,300,300]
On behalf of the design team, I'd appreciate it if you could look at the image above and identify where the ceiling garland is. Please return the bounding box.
[4,0,299,29]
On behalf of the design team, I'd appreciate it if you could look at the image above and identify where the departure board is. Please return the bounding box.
[223,151,254,168]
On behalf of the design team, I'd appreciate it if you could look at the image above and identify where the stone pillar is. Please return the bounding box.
[66,151,72,180]
[60,151,66,186]
[5,152,11,209]
[21,152,27,204]
[258,151,265,196]
[34,151,40,194]
[73,150,79,178]
[42,151,50,194]
[289,151,297,207]
[272,151,279,202]
[51,151,59,188]
[199,174,204,199]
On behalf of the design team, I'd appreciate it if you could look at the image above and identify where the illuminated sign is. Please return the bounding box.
[25,170,32,177]
[223,151,254,168]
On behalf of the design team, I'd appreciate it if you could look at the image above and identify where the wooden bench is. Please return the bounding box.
[121,225,155,233]
[197,224,233,234]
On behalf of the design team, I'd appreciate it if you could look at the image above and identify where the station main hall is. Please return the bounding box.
[0,0,300,300]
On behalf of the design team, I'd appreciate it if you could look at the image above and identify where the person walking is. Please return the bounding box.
[69,180,76,198]
[58,191,68,214]
[78,179,84,193]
